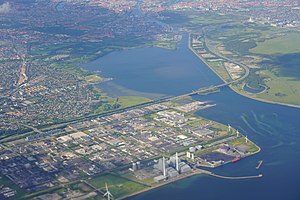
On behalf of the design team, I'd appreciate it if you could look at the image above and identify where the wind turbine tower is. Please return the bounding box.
[245,136,248,143]
[103,183,113,200]
[228,124,231,132]
[236,130,239,137]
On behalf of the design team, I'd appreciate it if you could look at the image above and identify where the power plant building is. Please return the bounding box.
[166,167,179,178]
[153,153,191,181]
[178,162,191,173]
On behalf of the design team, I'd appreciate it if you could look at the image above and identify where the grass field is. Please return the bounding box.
[117,96,151,107]
[182,11,300,106]
[87,174,148,199]
[50,62,92,77]
[84,74,103,83]
[229,138,259,153]
[250,32,300,54]
[0,176,28,199]
[255,71,300,106]
[206,60,232,82]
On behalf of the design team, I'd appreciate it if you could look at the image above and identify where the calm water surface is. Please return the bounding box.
[83,35,300,200]
[82,34,222,98]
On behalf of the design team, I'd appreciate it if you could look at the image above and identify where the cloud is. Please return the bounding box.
[0,2,11,14]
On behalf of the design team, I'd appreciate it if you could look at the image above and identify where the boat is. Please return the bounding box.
[231,157,241,163]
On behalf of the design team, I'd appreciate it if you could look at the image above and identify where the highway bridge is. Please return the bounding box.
[178,74,243,99]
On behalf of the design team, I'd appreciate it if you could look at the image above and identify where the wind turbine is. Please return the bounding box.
[228,124,231,132]
[103,183,113,200]
[236,129,239,137]
[245,136,248,143]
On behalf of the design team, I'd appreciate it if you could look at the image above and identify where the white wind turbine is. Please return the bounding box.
[103,183,113,200]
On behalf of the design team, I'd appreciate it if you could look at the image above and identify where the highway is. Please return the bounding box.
[187,31,251,97]
[203,35,250,84]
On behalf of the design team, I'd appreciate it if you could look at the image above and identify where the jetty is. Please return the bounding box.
[199,169,263,180]
[120,169,263,199]
[256,160,263,170]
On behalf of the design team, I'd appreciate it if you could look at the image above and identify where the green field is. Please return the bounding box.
[174,11,300,107]
[84,74,103,83]
[250,32,300,54]
[0,176,28,199]
[206,60,232,82]
[50,62,92,77]
[117,96,152,107]
[229,137,259,153]
[87,174,148,199]
[90,95,120,114]
[255,71,300,106]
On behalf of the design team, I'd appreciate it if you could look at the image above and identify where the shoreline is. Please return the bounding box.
[119,170,203,200]
[230,86,300,109]
[119,132,261,200]
[119,167,262,200]
[188,33,300,110]
[188,34,230,85]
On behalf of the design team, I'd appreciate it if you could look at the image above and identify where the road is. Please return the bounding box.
[201,29,250,83]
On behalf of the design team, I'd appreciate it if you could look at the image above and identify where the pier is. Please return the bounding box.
[120,169,263,200]
[198,169,263,180]
[256,160,263,170]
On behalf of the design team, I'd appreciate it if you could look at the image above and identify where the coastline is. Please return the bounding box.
[188,33,300,110]
[188,33,230,85]
[230,86,300,109]
[119,131,261,200]
[119,166,263,200]
[119,170,204,200]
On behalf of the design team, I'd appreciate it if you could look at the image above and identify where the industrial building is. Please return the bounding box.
[153,153,191,182]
